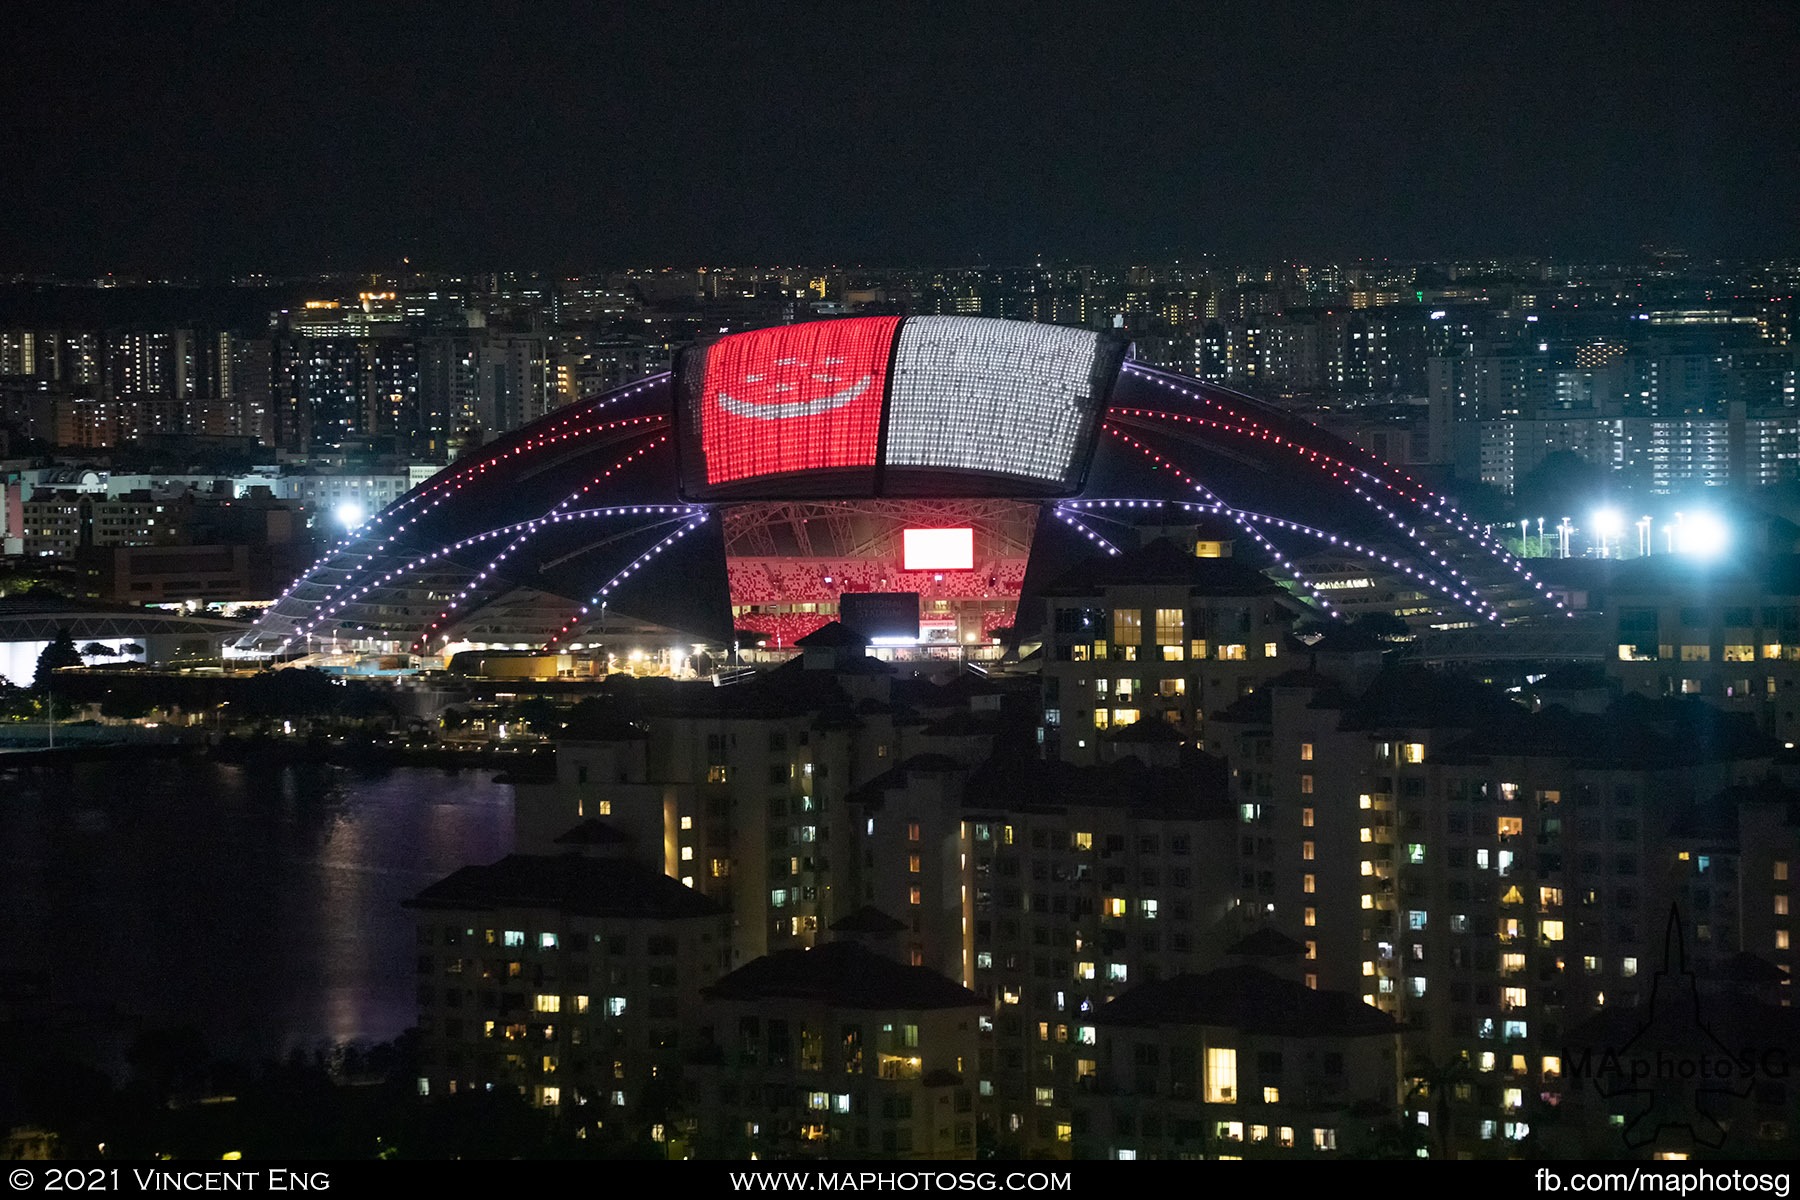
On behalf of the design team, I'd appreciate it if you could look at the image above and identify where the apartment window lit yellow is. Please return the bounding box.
[1300,774,1314,794]
[909,886,922,906]
[1302,840,1315,861]
[1303,874,1316,894]
[1402,742,1425,764]
[1205,1047,1237,1102]
[1303,907,1316,927]
[1114,609,1142,646]
[1263,642,1278,658]
[908,853,921,874]
[1219,644,1247,660]
[1155,608,1182,645]
[1302,807,1314,828]
[1300,743,1313,761]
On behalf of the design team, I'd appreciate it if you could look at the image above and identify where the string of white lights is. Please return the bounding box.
[542,512,713,651]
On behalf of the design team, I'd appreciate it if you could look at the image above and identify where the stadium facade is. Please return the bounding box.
[234,316,1561,668]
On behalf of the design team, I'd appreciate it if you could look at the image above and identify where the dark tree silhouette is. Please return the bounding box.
[33,629,83,691]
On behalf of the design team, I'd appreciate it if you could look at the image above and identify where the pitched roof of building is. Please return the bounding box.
[406,853,723,920]
[552,819,633,847]
[1225,928,1309,959]
[1094,965,1397,1038]
[703,941,982,1011]
[828,905,908,934]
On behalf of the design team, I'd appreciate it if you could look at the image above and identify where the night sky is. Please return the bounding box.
[4,1,1796,273]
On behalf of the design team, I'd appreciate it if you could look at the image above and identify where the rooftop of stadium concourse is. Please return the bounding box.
[1038,536,1291,599]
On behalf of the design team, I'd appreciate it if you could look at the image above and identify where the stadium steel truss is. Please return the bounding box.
[234,317,1565,660]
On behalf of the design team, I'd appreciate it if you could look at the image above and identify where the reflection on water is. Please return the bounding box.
[0,761,513,1070]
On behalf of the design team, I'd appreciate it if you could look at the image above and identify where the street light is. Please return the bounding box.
[1557,518,1574,559]
[1591,509,1623,558]
[1636,516,1652,557]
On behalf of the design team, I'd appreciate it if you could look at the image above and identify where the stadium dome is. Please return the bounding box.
[234,316,1559,666]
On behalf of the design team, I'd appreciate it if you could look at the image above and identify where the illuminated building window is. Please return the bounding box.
[1219,644,1247,660]
[680,846,694,861]
[1302,808,1314,828]
[1304,940,1317,960]
[1072,832,1093,851]
[679,816,693,830]
[1302,841,1315,861]
[1776,861,1790,881]
[1303,874,1316,894]
[1155,608,1183,645]
[909,853,922,874]
[1263,1086,1280,1103]
[909,887,922,906]
[1300,743,1313,761]
[1206,1047,1237,1102]
[1190,639,1208,660]
[907,822,921,843]
[707,766,728,784]
[534,994,560,1014]
[1077,961,1095,980]
[1402,743,1425,764]
[1113,609,1142,647]
[1263,642,1278,659]
[1104,898,1126,918]
[1300,774,1314,794]
[1139,899,1158,919]
[1304,907,1316,927]
[1724,644,1754,662]
[1680,645,1710,661]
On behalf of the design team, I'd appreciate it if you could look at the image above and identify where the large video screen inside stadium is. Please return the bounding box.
[902,527,974,571]
[677,317,1124,501]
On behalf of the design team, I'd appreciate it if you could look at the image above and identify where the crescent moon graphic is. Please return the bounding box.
[716,376,872,420]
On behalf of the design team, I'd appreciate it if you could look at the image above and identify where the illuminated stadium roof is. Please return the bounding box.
[235,317,1563,659]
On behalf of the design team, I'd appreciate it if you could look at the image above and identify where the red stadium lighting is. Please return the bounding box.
[692,317,900,486]
[903,528,974,571]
